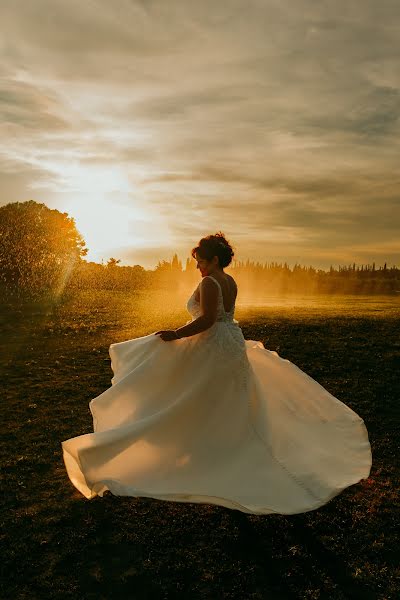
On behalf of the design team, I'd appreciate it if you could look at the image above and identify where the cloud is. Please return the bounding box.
[0,0,399,268]
[0,155,59,203]
[0,78,69,132]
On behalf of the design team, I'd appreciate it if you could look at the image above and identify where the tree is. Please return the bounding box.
[185,257,197,272]
[0,200,88,298]
[106,257,121,268]
[171,253,182,272]
[155,259,172,272]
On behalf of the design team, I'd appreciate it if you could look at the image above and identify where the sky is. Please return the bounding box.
[1,0,399,269]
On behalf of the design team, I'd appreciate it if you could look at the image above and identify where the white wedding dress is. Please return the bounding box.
[61,275,372,514]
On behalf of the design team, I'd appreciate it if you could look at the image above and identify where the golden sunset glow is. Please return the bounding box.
[1,5,398,597]
[40,162,171,263]
[1,0,399,269]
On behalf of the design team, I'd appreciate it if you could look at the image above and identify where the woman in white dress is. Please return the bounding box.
[61,232,372,514]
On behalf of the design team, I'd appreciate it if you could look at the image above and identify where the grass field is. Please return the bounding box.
[1,289,399,599]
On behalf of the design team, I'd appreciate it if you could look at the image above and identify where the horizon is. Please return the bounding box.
[85,254,398,272]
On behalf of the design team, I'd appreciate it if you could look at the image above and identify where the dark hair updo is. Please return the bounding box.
[191,231,235,268]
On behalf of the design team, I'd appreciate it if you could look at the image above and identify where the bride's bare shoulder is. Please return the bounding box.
[226,273,238,289]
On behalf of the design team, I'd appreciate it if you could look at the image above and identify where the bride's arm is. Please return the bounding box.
[174,277,218,339]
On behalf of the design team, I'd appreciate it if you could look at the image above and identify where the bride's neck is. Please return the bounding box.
[209,268,224,276]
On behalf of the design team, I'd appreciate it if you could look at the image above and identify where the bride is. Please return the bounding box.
[61,232,372,514]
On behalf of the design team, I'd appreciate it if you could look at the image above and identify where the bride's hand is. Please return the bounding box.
[154,330,179,342]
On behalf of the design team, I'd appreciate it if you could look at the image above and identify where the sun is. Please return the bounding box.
[57,165,155,263]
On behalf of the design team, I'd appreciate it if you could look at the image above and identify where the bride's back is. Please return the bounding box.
[211,274,237,313]
[195,274,237,314]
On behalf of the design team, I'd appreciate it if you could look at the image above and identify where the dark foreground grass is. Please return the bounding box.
[1,291,399,599]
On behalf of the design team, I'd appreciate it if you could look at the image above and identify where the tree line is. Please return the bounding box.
[1,200,399,301]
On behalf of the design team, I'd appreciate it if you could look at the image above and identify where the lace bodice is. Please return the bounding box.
[186,275,238,324]
[185,275,247,365]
